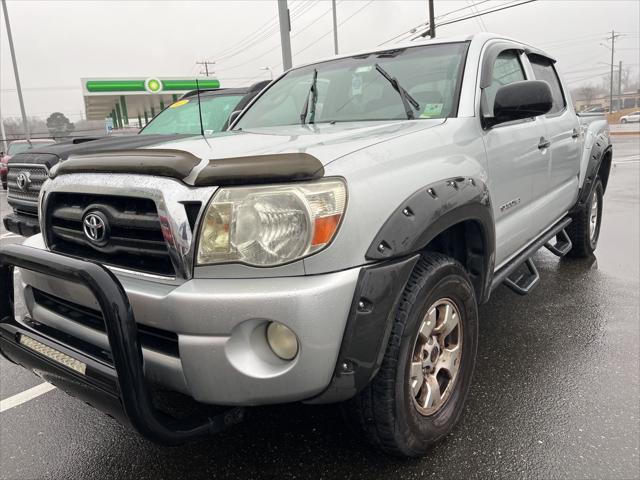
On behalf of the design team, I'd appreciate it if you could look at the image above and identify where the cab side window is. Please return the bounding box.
[527,54,566,115]
[483,50,526,117]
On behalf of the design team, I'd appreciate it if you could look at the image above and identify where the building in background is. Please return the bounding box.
[82,77,221,129]
[574,90,640,113]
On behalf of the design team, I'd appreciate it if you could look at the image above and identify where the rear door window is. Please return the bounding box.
[527,55,566,115]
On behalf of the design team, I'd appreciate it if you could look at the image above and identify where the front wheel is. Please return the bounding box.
[567,176,604,257]
[345,253,478,457]
[621,119,627,124]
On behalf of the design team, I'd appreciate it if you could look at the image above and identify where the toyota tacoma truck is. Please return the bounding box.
[0,34,611,457]
[2,81,268,236]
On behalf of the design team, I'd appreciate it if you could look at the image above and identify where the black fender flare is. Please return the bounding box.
[365,176,495,303]
[307,177,495,403]
[570,132,612,214]
[305,177,495,403]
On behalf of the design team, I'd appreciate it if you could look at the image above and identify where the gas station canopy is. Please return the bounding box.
[81,77,221,128]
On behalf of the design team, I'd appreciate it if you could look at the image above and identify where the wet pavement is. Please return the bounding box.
[1,137,639,479]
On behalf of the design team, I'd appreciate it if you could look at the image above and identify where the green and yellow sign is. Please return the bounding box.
[85,78,220,93]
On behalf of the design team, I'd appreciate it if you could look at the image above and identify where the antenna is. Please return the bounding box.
[195,77,205,137]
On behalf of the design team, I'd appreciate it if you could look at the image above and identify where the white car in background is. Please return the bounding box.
[620,111,640,123]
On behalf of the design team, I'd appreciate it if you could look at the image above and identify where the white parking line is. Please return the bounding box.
[0,383,56,413]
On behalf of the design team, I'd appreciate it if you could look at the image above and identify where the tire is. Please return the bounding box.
[345,252,478,457]
[621,119,627,124]
[567,176,603,257]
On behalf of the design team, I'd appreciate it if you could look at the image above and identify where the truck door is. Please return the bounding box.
[525,53,582,234]
[480,48,548,268]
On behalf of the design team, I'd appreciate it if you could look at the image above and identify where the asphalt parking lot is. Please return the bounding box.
[1,136,639,480]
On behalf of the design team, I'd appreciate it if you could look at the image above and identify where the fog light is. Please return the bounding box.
[266,322,299,360]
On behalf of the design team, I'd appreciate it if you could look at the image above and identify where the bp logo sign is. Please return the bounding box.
[145,78,163,93]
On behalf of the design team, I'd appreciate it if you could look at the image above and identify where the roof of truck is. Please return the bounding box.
[290,32,553,73]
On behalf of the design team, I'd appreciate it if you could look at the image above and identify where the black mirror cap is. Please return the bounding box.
[488,80,553,128]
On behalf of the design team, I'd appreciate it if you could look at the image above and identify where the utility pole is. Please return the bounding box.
[278,0,292,70]
[428,0,436,38]
[196,60,215,77]
[618,60,623,111]
[606,30,621,113]
[332,0,339,55]
[1,0,30,143]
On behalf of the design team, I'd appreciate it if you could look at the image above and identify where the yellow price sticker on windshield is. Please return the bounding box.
[169,99,189,108]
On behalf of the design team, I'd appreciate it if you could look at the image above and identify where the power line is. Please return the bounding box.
[411,0,537,40]
[211,0,319,66]
[378,0,493,47]
[240,0,374,85]
[195,60,216,77]
[566,71,611,85]
[215,1,343,74]
[291,0,375,57]
[467,0,488,32]
[537,33,607,47]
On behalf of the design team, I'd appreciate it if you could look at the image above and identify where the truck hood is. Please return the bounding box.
[50,120,446,186]
[149,120,445,166]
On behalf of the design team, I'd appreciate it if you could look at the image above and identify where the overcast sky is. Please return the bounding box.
[1,0,638,122]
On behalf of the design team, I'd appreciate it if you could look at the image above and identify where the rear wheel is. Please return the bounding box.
[567,176,603,257]
[345,253,478,457]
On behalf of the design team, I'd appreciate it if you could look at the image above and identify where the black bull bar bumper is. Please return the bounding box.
[0,244,243,445]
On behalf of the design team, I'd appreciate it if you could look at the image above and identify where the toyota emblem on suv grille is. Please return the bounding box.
[16,171,31,191]
[83,211,109,244]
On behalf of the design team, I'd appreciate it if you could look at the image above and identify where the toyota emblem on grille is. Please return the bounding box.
[83,211,109,244]
[16,171,31,191]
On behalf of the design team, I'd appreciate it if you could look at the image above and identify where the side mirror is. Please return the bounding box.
[227,110,242,127]
[486,80,553,128]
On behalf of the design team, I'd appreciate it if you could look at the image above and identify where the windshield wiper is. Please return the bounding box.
[300,69,318,125]
[374,63,420,120]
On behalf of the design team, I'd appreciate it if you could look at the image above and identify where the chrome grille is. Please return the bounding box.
[7,164,49,204]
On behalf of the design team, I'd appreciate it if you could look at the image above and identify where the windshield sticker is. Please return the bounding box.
[420,103,443,118]
[169,99,189,108]
[355,65,373,74]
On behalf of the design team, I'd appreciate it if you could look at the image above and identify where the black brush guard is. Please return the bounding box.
[0,244,243,445]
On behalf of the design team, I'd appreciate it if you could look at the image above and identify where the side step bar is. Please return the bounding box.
[545,228,573,257]
[503,258,539,295]
[491,217,572,295]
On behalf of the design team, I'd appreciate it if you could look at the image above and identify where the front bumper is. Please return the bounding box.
[3,212,40,237]
[0,244,244,445]
[8,237,361,406]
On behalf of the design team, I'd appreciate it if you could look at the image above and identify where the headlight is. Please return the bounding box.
[196,179,346,267]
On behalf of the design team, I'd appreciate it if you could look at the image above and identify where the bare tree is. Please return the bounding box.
[2,117,48,141]
[601,66,638,93]
[575,84,599,105]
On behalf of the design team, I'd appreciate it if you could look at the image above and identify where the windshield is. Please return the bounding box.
[7,142,41,155]
[141,94,244,135]
[236,42,468,129]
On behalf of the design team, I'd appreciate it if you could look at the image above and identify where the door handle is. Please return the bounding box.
[538,137,551,150]
[571,128,580,139]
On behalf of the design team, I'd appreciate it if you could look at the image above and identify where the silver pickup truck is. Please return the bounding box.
[0,33,611,457]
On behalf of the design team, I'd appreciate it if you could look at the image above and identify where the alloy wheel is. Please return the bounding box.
[409,298,463,416]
